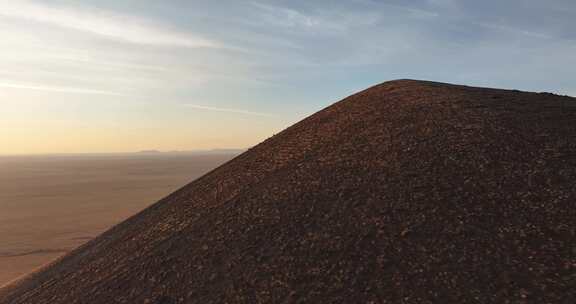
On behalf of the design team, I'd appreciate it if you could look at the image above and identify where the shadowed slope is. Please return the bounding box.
[1,80,575,303]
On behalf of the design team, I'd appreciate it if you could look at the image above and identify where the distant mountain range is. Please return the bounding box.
[0,149,246,158]
[137,149,246,155]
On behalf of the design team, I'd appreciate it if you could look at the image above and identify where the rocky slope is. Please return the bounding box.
[1,80,574,303]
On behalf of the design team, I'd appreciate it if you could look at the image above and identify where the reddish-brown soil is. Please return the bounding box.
[1,80,574,303]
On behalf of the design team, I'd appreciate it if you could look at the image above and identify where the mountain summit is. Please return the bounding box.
[1,80,575,303]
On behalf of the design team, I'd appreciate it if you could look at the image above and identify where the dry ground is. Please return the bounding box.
[0,153,236,286]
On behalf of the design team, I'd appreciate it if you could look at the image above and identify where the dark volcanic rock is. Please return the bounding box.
[1,80,575,303]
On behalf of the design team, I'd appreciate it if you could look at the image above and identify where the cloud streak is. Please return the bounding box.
[0,82,127,96]
[0,0,219,48]
[250,2,348,32]
[183,104,274,117]
[478,22,553,39]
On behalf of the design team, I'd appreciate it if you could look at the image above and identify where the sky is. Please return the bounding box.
[1,0,575,155]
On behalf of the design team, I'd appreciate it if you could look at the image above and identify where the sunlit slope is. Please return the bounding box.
[2,80,575,303]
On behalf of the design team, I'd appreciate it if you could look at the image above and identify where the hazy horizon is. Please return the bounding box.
[0,148,246,157]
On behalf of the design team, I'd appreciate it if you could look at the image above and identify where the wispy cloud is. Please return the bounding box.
[251,2,321,28]
[0,1,219,48]
[250,2,347,32]
[183,104,274,117]
[479,22,553,39]
[1,81,276,119]
[426,0,458,8]
[0,82,127,96]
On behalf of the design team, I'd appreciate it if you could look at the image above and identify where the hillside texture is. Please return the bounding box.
[1,80,575,303]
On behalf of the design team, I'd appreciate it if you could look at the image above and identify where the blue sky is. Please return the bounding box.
[1,0,575,154]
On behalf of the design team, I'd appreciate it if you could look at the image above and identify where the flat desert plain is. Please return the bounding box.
[0,152,237,287]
